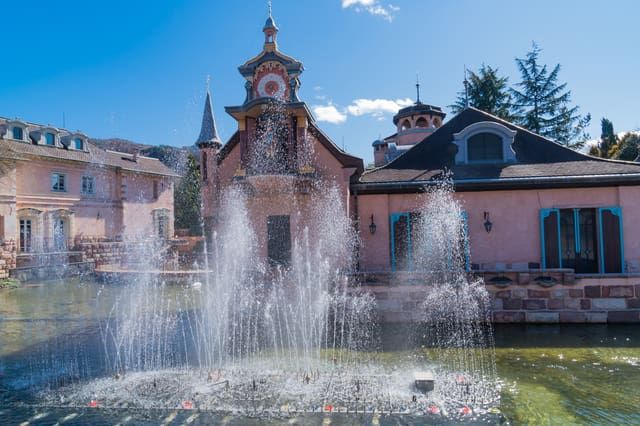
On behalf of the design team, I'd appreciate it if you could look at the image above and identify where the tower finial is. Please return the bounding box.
[463,66,470,108]
[268,0,272,17]
[415,73,421,104]
[206,74,211,93]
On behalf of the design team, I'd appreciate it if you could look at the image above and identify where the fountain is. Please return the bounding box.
[2,99,501,422]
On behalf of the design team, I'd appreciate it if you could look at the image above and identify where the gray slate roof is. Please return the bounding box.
[3,139,179,177]
[196,91,222,147]
[359,108,640,189]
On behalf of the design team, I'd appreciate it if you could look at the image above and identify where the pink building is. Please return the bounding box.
[0,117,177,264]
[200,11,640,322]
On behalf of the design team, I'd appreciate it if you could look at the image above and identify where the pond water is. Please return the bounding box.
[1,279,639,424]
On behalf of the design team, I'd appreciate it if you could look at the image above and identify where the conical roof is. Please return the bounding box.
[196,91,222,148]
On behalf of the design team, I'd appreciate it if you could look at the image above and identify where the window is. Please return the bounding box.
[415,117,428,128]
[51,173,67,192]
[540,207,624,273]
[202,152,208,181]
[401,120,411,131]
[19,219,32,253]
[74,138,83,150]
[267,215,291,266]
[153,209,170,239]
[153,181,159,199]
[13,127,24,140]
[390,211,470,271]
[467,132,503,162]
[45,132,56,146]
[81,176,95,195]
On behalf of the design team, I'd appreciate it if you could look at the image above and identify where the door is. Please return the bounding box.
[20,219,32,253]
[53,218,67,250]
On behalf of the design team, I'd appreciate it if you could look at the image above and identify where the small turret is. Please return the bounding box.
[263,1,279,50]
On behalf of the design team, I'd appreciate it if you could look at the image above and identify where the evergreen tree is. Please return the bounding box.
[612,132,639,161]
[593,117,618,158]
[174,154,202,235]
[450,64,513,120]
[511,43,591,148]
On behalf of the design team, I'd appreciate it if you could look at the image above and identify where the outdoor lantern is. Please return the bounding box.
[483,211,493,233]
[369,214,377,235]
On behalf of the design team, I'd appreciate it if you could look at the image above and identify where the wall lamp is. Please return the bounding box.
[483,211,493,233]
[369,214,377,235]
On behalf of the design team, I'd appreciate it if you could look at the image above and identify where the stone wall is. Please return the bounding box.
[75,237,128,267]
[0,240,17,279]
[355,271,640,323]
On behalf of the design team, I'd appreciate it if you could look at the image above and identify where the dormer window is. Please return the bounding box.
[453,121,518,165]
[12,127,24,140]
[45,132,56,146]
[74,137,84,150]
[467,133,503,162]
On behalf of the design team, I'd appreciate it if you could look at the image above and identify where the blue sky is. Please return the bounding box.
[2,0,639,163]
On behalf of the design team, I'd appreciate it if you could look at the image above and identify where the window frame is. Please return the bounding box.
[74,137,84,150]
[81,175,95,195]
[12,126,24,140]
[466,132,504,163]
[540,206,624,274]
[45,132,56,146]
[51,172,67,193]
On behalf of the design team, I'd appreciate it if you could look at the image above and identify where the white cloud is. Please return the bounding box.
[313,97,413,124]
[341,0,399,22]
[312,104,348,124]
[346,98,413,117]
[313,85,324,91]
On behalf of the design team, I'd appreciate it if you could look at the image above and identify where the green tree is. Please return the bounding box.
[174,154,202,235]
[591,118,618,158]
[611,132,640,161]
[450,64,513,120]
[511,43,591,148]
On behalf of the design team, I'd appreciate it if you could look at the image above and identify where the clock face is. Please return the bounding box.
[256,72,287,99]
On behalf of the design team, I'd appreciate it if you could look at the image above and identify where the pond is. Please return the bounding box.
[1,279,639,424]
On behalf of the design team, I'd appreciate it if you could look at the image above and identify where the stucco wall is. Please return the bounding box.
[121,172,174,238]
[357,186,640,272]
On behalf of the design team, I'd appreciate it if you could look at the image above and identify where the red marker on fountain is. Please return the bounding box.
[182,400,194,409]
[88,400,99,408]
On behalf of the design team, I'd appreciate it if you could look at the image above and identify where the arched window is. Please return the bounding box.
[401,119,411,131]
[202,152,208,181]
[74,138,83,150]
[415,117,428,128]
[467,132,503,162]
[433,117,441,127]
[13,127,24,140]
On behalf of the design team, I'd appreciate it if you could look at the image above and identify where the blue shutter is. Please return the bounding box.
[598,207,624,273]
[390,212,410,271]
[461,211,471,271]
[540,208,561,269]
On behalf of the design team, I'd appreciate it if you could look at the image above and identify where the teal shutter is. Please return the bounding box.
[598,207,624,273]
[461,211,471,271]
[390,212,411,271]
[540,208,561,269]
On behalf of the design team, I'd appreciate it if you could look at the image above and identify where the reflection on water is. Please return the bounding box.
[1,279,639,424]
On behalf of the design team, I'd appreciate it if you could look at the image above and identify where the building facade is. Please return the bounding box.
[199,11,640,322]
[0,117,177,266]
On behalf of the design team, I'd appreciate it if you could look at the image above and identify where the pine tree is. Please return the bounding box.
[174,154,202,235]
[612,132,639,161]
[511,43,591,148]
[450,64,513,120]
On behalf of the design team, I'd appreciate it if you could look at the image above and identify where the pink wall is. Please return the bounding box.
[357,186,640,272]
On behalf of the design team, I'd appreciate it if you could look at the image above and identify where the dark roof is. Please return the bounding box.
[3,139,179,177]
[196,91,222,148]
[393,102,445,125]
[358,107,640,190]
[263,15,278,31]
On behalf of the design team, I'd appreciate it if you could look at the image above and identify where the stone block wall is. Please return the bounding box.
[74,237,128,267]
[0,240,17,279]
[355,271,640,323]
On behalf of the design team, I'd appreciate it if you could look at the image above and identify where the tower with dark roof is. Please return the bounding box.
[196,89,222,234]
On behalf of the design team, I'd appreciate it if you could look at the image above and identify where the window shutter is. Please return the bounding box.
[540,209,561,269]
[598,207,624,273]
[390,213,410,271]
[461,211,471,271]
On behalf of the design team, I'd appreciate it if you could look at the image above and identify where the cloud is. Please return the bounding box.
[312,104,347,124]
[341,0,399,22]
[313,97,413,124]
[346,98,413,117]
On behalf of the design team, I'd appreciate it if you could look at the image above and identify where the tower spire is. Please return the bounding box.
[415,73,421,104]
[196,81,221,148]
[263,1,279,48]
